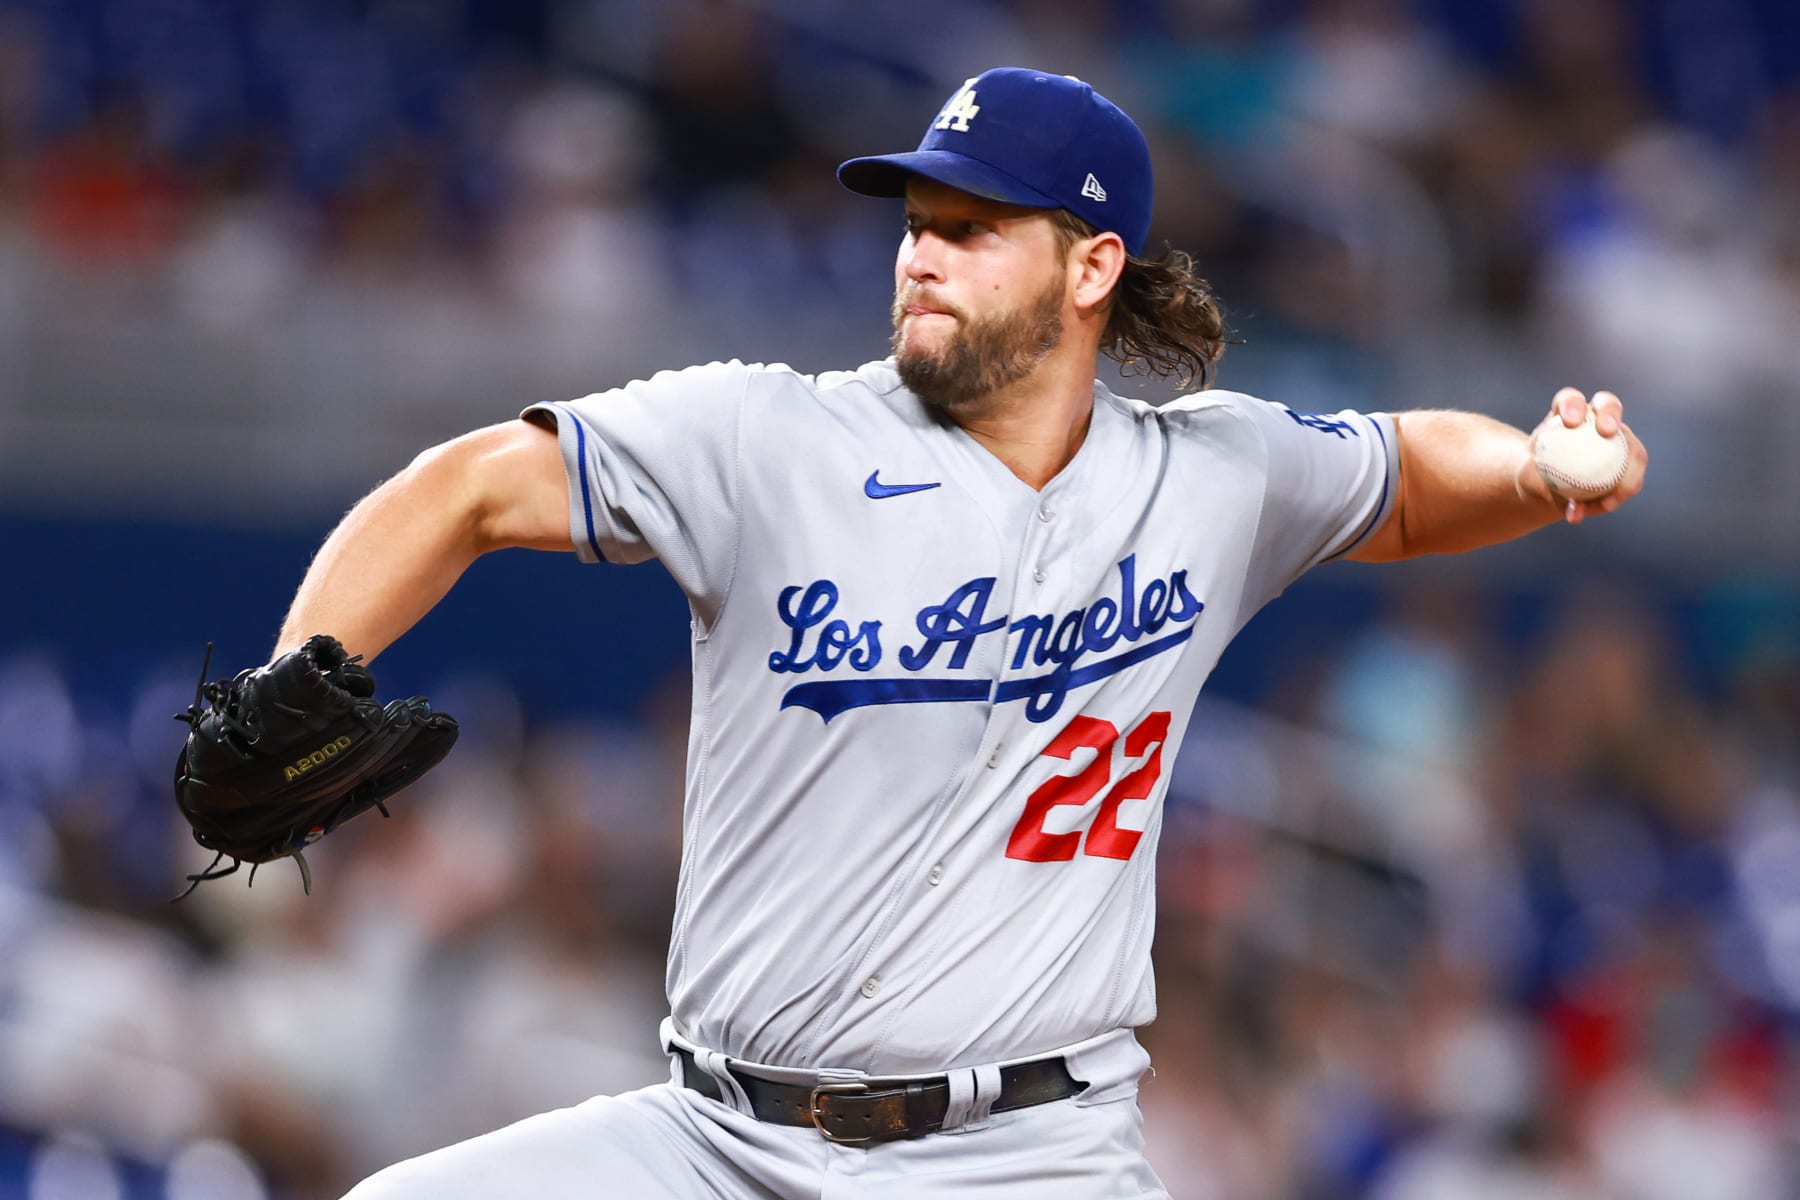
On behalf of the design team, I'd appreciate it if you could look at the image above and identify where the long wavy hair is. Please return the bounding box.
[1051,210,1231,392]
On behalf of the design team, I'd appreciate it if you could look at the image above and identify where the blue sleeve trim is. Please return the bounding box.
[1334,413,1393,559]
[558,402,608,563]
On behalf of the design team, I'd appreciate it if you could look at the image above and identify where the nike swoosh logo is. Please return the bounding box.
[864,472,942,500]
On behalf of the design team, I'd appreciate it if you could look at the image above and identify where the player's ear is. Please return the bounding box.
[1069,231,1126,314]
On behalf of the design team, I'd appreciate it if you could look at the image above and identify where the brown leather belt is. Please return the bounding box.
[675,1046,1084,1144]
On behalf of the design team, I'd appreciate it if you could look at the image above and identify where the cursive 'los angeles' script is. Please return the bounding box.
[768,555,1203,723]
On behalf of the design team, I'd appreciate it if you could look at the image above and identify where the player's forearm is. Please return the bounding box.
[274,442,489,662]
[1366,409,1562,560]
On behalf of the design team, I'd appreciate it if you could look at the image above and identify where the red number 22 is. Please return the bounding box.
[1004,711,1172,862]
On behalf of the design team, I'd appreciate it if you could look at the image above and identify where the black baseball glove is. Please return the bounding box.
[172,634,458,896]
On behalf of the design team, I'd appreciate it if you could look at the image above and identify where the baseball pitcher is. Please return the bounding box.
[174,68,1646,1198]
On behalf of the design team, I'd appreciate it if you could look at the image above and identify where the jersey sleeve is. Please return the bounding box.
[1231,395,1399,617]
[520,360,749,609]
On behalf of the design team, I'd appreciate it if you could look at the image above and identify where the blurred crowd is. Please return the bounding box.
[0,654,693,1198]
[0,0,1798,549]
[1147,578,1800,1199]
[3,0,1800,1198]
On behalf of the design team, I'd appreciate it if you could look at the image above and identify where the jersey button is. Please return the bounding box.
[928,864,944,885]
[1033,566,1046,583]
[1037,505,1053,522]
[860,976,881,999]
[986,750,1000,769]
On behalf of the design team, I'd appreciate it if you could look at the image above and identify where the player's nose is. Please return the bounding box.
[900,230,947,284]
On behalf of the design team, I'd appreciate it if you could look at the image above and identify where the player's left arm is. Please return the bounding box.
[1349,387,1647,563]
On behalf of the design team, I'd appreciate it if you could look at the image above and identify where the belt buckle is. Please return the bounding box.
[808,1080,873,1145]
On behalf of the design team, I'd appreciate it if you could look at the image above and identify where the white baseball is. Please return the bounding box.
[1533,408,1629,501]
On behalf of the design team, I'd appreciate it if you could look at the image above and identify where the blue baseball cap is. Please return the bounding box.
[838,68,1154,256]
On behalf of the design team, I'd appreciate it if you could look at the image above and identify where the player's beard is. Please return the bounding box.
[890,276,1064,413]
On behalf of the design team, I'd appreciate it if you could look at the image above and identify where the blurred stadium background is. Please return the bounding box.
[1,0,1798,1196]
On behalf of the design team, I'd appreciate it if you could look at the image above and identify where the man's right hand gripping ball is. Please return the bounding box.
[172,634,458,895]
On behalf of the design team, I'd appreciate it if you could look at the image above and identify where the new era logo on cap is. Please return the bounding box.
[836,67,1153,256]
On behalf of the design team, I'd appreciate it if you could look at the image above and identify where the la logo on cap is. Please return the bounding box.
[934,79,981,133]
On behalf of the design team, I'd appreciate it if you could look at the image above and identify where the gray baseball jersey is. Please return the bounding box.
[522,358,1395,1076]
